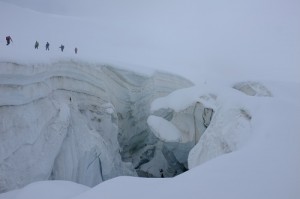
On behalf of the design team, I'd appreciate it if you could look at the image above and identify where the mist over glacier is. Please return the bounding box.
[0,0,300,199]
[1,0,299,84]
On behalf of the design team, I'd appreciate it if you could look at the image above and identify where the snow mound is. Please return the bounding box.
[0,181,89,199]
[233,81,272,97]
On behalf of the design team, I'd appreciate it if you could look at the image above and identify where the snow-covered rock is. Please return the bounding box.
[0,61,192,192]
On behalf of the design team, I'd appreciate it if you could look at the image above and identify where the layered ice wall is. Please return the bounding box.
[0,61,192,192]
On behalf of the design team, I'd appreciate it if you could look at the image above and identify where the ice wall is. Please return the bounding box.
[147,93,215,176]
[147,82,272,172]
[0,61,192,192]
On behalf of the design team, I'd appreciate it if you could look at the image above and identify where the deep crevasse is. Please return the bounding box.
[0,60,193,192]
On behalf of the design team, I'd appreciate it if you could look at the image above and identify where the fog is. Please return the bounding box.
[1,0,300,83]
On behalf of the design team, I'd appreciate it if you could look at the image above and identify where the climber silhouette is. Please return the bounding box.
[45,42,50,50]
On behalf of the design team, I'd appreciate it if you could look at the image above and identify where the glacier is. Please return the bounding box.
[0,60,276,192]
[1,0,299,197]
[0,61,192,192]
[1,60,295,197]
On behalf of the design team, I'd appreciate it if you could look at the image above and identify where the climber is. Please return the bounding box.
[160,169,164,178]
[45,42,50,50]
[59,44,64,52]
[5,36,13,45]
[34,41,39,49]
[75,47,78,54]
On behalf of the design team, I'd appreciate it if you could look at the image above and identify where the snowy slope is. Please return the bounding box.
[0,181,89,199]
[1,0,300,84]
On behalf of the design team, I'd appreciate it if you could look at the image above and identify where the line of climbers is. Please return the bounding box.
[34,40,77,54]
[6,36,78,54]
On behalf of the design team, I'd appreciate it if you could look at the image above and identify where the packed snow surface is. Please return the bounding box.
[0,181,89,199]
